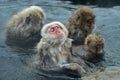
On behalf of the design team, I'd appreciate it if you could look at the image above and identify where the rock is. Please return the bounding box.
[81,66,120,80]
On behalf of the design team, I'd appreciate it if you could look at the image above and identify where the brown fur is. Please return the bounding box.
[72,32,105,61]
[84,32,105,54]
[66,7,95,45]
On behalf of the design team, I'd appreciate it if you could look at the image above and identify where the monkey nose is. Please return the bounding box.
[56,30,61,33]
[56,31,64,38]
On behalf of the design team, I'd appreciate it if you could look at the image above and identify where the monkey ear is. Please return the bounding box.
[25,16,31,24]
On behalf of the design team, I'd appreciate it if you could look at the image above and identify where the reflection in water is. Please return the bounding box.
[0,0,120,80]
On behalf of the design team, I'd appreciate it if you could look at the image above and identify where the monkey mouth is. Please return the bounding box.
[97,49,103,54]
[56,35,64,39]
[89,23,96,29]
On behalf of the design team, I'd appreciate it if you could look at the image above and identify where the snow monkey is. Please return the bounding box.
[72,32,105,62]
[66,7,96,45]
[6,6,45,47]
[34,21,88,78]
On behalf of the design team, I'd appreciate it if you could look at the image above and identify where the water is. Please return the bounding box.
[0,0,120,80]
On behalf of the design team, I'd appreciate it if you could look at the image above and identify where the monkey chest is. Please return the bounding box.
[50,48,69,65]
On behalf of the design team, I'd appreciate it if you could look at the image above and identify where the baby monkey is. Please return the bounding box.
[72,32,105,62]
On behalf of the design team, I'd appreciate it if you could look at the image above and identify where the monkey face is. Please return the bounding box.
[86,16,96,30]
[80,7,96,30]
[95,43,104,54]
[41,21,68,43]
[81,12,96,31]
[48,24,65,39]
[88,41,104,55]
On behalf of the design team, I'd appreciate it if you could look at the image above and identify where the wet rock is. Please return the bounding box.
[81,66,120,80]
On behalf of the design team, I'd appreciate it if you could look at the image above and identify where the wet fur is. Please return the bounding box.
[6,6,45,38]
[35,38,72,68]
[33,21,88,78]
[72,32,105,62]
[66,7,95,45]
[34,21,72,68]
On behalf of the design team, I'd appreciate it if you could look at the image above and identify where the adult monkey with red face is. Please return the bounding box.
[33,21,89,78]
[66,7,96,45]
[35,21,72,67]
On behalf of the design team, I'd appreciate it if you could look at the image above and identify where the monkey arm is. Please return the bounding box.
[69,30,85,45]
[72,45,92,60]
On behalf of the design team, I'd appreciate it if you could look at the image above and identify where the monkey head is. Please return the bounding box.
[81,7,96,29]
[6,6,46,48]
[41,21,68,45]
[73,7,96,32]
[66,7,96,44]
[65,7,97,46]
[84,32,105,56]
[7,6,46,36]
[23,6,46,30]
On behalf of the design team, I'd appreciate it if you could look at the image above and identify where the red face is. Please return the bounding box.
[87,18,96,29]
[96,44,104,54]
[48,24,64,38]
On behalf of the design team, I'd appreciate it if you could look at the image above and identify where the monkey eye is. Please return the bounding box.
[96,44,104,48]
[97,44,101,47]
[49,27,55,32]
[87,19,93,23]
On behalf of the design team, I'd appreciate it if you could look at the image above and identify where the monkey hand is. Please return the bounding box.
[62,63,79,70]
[60,63,87,78]
[62,63,86,73]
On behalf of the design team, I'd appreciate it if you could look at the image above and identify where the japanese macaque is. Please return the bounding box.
[6,6,45,47]
[35,21,72,67]
[66,7,96,45]
[33,21,88,78]
[72,32,105,62]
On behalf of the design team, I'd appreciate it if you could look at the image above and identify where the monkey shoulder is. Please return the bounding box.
[69,31,85,45]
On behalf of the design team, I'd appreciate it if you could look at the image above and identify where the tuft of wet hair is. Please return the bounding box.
[84,32,105,45]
